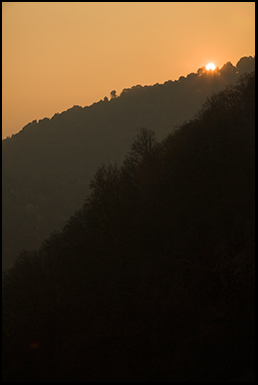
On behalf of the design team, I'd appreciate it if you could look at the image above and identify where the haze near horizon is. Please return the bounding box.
[2,2,255,139]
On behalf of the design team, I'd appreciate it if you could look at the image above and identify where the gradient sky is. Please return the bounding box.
[2,2,255,139]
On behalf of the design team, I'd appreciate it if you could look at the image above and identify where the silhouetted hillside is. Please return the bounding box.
[2,72,255,382]
[2,55,255,271]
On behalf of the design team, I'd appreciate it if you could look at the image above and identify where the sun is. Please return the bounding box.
[206,63,216,71]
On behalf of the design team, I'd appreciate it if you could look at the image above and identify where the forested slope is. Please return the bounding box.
[2,72,255,382]
[2,56,255,271]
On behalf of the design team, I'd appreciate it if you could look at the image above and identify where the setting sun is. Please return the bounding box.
[206,63,216,71]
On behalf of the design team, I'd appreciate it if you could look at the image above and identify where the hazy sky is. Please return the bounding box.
[2,2,255,139]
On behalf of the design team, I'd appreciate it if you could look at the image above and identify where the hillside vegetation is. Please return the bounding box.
[2,72,255,382]
[2,55,255,271]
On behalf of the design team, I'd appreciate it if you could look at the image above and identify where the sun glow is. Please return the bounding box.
[206,63,216,71]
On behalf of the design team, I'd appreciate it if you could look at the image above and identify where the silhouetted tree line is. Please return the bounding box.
[2,56,255,272]
[2,72,255,382]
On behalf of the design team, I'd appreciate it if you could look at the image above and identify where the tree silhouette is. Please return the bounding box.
[110,90,117,99]
[125,127,158,165]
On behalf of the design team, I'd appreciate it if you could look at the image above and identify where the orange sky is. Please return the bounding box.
[2,2,255,139]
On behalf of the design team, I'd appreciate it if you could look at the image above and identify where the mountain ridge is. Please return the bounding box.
[3,72,255,381]
[2,55,255,271]
[4,55,255,141]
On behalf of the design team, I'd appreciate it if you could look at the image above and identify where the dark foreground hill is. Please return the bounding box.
[2,72,255,382]
[2,56,255,271]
